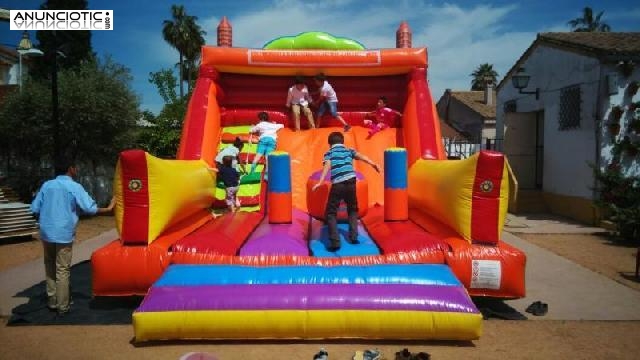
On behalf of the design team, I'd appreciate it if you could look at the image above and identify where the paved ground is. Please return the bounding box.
[1,214,639,321]
[503,213,640,320]
[0,229,116,317]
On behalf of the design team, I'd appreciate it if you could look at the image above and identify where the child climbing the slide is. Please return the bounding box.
[218,155,241,212]
[215,136,246,173]
[364,96,402,138]
[286,76,315,131]
[313,73,351,132]
[249,111,284,176]
[312,132,380,252]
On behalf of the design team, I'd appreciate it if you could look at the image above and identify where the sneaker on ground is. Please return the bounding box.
[313,348,329,360]
[395,348,412,360]
[363,349,381,360]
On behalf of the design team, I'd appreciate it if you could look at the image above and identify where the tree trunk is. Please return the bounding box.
[178,51,184,98]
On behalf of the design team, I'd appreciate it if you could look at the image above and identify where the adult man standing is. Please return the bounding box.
[30,157,114,316]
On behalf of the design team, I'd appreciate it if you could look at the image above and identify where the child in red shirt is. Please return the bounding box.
[364,96,402,138]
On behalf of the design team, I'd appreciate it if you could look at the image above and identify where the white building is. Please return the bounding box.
[0,45,19,86]
[496,32,640,224]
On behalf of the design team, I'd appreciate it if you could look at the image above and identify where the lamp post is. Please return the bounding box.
[16,31,43,91]
[511,67,539,100]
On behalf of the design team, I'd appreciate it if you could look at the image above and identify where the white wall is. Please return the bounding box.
[0,63,18,85]
[497,45,601,199]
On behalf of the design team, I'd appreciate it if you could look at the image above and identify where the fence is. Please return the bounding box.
[443,138,502,159]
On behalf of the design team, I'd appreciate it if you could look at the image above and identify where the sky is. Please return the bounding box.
[2,0,639,115]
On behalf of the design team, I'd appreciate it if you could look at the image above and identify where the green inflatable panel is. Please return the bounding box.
[263,31,365,50]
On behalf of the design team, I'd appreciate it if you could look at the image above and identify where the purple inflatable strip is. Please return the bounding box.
[240,208,309,256]
[136,284,478,314]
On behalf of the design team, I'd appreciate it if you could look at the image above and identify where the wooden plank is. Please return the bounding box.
[0,224,39,232]
[0,214,35,221]
[0,229,38,239]
[0,203,31,210]
[0,219,36,226]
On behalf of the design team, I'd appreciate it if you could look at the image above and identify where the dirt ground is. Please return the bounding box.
[1,216,640,359]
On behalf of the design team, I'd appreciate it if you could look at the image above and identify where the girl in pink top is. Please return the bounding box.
[364,96,402,138]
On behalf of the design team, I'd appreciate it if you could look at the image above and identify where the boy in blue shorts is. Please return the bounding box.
[249,111,284,175]
[313,73,351,132]
[312,132,380,251]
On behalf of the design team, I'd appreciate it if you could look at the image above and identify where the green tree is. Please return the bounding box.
[0,57,138,198]
[162,5,206,98]
[470,63,498,90]
[135,69,187,158]
[30,0,95,80]
[568,7,611,32]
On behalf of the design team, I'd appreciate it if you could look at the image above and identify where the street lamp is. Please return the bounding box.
[16,31,43,91]
[511,67,539,100]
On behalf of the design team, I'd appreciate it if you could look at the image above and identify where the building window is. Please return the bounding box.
[558,84,581,130]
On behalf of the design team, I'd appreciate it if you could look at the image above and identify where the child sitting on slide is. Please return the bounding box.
[286,76,315,131]
[364,96,402,138]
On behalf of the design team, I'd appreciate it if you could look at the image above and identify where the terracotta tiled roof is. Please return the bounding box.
[538,32,640,56]
[439,119,467,140]
[0,45,18,61]
[498,32,640,91]
[449,90,496,119]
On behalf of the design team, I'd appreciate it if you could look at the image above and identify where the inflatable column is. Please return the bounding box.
[267,151,292,223]
[384,148,408,221]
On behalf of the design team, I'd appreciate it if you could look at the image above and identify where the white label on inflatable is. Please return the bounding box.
[470,260,501,289]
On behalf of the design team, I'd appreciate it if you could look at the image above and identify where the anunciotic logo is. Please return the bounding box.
[10,10,113,30]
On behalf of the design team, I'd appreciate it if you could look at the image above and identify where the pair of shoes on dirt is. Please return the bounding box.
[313,348,329,360]
[525,300,548,316]
[395,348,430,360]
[353,349,381,360]
[47,297,73,312]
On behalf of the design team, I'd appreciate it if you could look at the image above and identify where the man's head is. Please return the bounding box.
[233,137,244,150]
[328,131,344,145]
[54,156,76,177]
[314,73,326,86]
[377,96,388,109]
[258,111,269,122]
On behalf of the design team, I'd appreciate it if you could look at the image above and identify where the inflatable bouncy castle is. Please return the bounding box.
[91,19,526,342]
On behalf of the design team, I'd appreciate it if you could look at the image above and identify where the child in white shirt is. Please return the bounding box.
[249,111,284,174]
[286,76,315,131]
[313,73,350,132]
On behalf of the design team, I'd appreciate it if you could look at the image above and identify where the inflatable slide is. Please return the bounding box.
[91,26,526,342]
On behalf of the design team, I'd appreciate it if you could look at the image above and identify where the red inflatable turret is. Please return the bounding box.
[217,16,232,47]
[396,21,412,48]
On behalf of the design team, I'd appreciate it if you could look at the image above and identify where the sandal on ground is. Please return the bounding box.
[525,301,549,316]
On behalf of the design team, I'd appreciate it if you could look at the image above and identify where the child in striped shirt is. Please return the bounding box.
[312,132,379,251]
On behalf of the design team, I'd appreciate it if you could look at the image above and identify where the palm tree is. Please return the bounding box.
[182,19,206,93]
[568,7,611,32]
[470,63,498,91]
[162,5,206,98]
